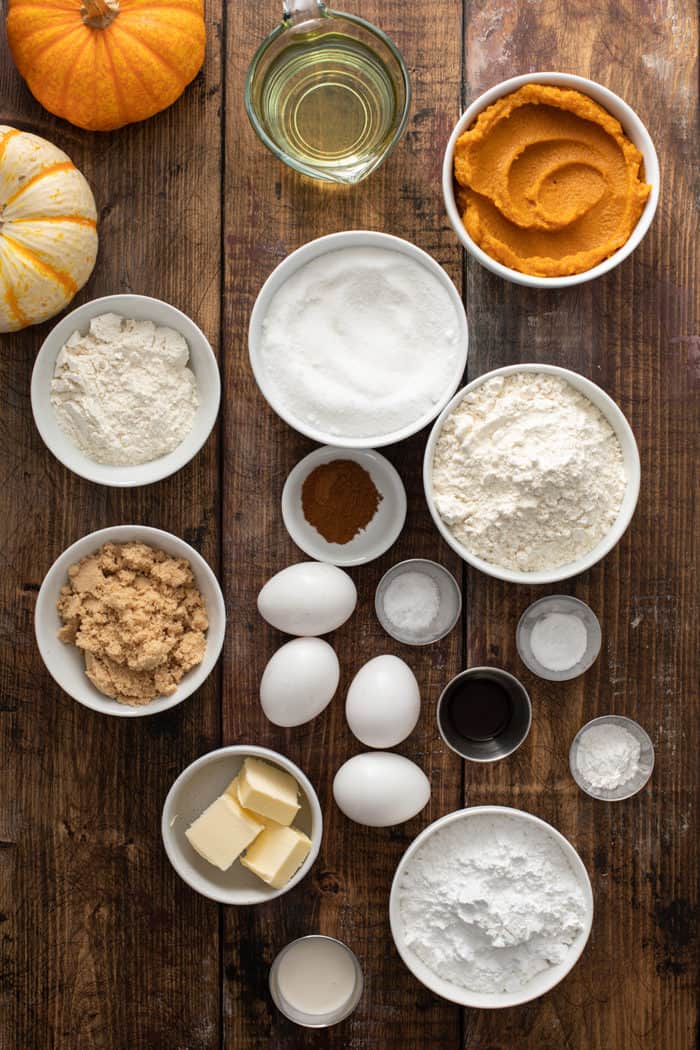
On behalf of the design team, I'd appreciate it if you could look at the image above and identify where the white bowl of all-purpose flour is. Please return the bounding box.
[249,231,469,448]
[390,807,594,1008]
[31,294,220,487]
[423,363,640,584]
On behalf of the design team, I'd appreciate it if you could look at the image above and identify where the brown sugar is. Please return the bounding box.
[56,541,208,706]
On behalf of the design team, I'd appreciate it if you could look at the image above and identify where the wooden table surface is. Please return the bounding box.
[1,1,698,1047]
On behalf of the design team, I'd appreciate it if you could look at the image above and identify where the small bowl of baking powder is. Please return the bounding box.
[31,294,220,487]
[570,715,654,801]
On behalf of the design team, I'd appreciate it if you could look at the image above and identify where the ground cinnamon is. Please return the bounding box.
[301,459,382,544]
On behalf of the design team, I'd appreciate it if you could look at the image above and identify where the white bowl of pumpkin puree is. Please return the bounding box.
[443,72,659,286]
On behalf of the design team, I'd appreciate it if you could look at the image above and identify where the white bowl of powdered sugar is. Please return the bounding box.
[424,364,641,584]
[31,294,220,487]
[249,231,468,448]
[390,807,594,1008]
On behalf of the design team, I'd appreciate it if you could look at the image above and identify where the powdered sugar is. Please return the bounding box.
[398,814,588,994]
[51,312,199,466]
[431,372,627,572]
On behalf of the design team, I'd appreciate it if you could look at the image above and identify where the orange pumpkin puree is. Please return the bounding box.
[453,84,652,277]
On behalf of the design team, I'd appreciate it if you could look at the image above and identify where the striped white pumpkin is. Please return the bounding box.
[0,127,98,333]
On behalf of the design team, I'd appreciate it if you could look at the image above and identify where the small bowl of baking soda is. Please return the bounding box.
[569,715,655,801]
[516,595,601,681]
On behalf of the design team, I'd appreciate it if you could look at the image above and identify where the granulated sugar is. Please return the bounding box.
[259,246,463,439]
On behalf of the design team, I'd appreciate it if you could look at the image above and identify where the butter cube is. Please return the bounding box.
[236,757,300,826]
[241,824,312,889]
[224,775,278,828]
[185,794,263,871]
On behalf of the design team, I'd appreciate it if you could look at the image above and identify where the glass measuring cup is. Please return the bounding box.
[245,1,411,184]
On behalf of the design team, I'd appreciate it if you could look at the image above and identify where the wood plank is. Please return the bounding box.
[461,2,699,1048]
[0,6,224,1047]
[222,1,464,1046]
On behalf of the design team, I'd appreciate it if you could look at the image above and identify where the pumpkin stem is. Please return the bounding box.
[81,0,120,29]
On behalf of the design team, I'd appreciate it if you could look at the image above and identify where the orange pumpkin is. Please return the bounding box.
[6,0,206,132]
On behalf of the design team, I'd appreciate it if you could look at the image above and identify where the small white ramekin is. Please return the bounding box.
[423,364,641,585]
[390,806,594,1008]
[162,745,323,905]
[281,445,407,567]
[35,525,226,717]
[31,294,220,487]
[442,72,660,288]
[248,230,469,448]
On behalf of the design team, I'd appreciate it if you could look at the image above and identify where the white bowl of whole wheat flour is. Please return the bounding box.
[35,525,226,717]
[390,807,594,1008]
[424,364,640,584]
[249,231,468,448]
[31,294,220,487]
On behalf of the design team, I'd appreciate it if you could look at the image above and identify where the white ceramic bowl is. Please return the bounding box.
[249,230,469,447]
[423,364,641,584]
[282,446,407,567]
[162,745,323,904]
[35,525,226,717]
[31,294,221,487]
[390,806,594,1008]
[442,72,660,287]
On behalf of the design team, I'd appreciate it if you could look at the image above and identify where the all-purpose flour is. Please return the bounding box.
[51,313,199,466]
[258,247,463,439]
[399,814,588,993]
[432,372,627,572]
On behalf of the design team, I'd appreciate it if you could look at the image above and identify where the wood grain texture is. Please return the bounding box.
[222,1,464,1046]
[461,2,699,1048]
[0,0,698,1047]
[0,4,223,1049]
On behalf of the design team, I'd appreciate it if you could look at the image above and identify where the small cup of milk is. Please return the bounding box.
[268,935,364,1027]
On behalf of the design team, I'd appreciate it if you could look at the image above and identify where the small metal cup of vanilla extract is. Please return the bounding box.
[437,667,532,763]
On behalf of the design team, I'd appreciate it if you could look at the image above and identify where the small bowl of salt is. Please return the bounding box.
[516,595,601,681]
[375,559,462,645]
[569,715,655,801]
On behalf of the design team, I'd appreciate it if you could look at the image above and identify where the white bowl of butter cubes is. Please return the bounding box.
[162,745,322,904]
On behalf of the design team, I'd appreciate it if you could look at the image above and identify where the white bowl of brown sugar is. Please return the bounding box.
[35,525,226,717]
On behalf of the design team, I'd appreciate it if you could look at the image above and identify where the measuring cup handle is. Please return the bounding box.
[282,0,326,24]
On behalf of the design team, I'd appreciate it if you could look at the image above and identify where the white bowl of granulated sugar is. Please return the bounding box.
[248,230,469,448]
[423,363,641,585]
[31,294,220,487]
[390,806,594,1008]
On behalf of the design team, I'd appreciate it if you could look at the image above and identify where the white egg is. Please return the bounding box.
[345,654,420,748]
[257,561,357,636]
[260,637,340,727]
[333,752,430,827]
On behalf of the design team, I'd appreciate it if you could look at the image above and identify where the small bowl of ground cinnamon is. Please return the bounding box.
[281,447,407,567]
